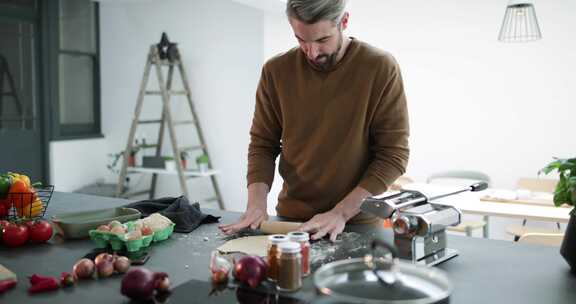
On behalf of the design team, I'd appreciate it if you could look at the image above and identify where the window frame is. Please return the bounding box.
[47,0,102,140]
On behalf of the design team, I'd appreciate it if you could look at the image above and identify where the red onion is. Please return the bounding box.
[121,268,156,301]
[73,258,95,280]
[233,256,267,288]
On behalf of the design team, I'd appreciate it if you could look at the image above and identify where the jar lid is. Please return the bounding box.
[287,231,309,242]
[268,234,289,244]
[278,241,301,253]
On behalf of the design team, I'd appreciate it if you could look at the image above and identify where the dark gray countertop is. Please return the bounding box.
[1,192,575,303]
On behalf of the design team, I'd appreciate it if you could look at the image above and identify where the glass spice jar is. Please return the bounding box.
[267,234,288,281]
[277,241,302,292]
[287,231,311,277]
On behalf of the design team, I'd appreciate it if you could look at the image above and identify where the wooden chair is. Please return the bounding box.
[506,177,561,241]
[517,232,564,246]
[426,170,490,238]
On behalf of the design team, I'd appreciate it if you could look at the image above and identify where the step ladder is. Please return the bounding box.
[116,35,225,210]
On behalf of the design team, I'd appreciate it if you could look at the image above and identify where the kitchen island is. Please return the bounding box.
[1,192,575,303]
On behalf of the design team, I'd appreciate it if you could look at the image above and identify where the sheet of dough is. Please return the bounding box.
[217,235,269,256]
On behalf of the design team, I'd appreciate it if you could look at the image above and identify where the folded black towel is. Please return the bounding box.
[124,196,220,233]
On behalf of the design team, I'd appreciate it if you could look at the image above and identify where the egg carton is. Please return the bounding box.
[88,221,175,252]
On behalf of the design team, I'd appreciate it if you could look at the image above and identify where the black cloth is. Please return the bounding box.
[124,196,220,233]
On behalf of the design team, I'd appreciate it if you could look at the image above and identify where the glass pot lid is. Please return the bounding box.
[313,240,452,304]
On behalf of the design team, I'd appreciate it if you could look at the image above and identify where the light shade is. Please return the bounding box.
[498,2,542,42]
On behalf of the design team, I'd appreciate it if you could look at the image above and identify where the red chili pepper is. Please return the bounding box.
[0,279,17,294]
[28,277,59,294]
[60,272,75,287]
[29,274,55,285]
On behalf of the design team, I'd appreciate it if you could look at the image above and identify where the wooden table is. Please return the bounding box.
[401,183,571,239]
[403,183,571,223]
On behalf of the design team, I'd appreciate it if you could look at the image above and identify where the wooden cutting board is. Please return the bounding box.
[0,264,17,281]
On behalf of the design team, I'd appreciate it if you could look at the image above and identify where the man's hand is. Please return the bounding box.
[299,209,346,242]
[219,204,268,235]
[219,182,269,235]
[300,186,373,242]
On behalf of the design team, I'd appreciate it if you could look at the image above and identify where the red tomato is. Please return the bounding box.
[2,223,29,247]
[0,204,8,218]
[28,220,53,243]
[0,220,10,242]
[0,204,7,217]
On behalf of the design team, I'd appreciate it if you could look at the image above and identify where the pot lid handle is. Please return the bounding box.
[368,239,402,286]
[371,238,398,259]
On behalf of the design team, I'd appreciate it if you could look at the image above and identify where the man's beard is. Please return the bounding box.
[308,34,343,71]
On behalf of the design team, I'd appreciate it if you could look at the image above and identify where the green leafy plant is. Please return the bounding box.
[540,157,576,215]
[196,154,209,164]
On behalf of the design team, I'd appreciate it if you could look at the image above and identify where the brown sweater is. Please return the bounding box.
[247,38,409,224]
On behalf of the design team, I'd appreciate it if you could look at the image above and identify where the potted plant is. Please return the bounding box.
[540,157,576,273]
[164,156,176,172]
[180,151,189,169]
[196,154,209,173]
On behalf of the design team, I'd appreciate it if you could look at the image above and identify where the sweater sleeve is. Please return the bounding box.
[246,64,282,188]
[358,58,410,195]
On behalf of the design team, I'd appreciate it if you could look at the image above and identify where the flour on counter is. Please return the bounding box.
[310,232,375,271]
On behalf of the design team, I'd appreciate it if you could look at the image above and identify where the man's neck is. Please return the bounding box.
[335,35,351,64]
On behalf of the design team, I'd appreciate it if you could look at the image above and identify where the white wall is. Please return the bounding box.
[50,138,109,192]
[263,0,575,190]
[49,0,264,211]
[260,0,575,239]
[98,0,264,210]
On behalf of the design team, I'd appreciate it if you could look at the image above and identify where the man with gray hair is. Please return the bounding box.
[220,0,409,242]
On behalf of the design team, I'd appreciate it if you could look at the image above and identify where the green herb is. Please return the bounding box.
[540,157,576,215]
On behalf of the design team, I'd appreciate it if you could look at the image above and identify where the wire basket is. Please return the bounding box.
[0,185,54,222]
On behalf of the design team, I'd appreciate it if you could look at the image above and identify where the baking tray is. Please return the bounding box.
[51,207,141,239]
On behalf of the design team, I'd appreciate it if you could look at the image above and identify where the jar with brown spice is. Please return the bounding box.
[287,231,311,277]
[267,234,288,281]
[277,241,302,292]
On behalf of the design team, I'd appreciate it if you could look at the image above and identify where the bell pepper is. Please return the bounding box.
[29,274,55,285]
[0,174,12,216]
[9,179,34,207]
[7,173,36,218]
[0,174,11,199]
[8,172,31,188]
[17,197,43,218]
[0,279,17,294]
[28,276,59,294]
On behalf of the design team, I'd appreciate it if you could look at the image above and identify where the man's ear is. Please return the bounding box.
[340,12,350,30]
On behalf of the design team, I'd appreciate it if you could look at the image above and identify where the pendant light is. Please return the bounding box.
[498,1,542,42]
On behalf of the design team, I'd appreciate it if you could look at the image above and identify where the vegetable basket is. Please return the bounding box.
[0,185,54,222]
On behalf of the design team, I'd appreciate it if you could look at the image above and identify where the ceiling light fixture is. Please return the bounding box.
[498,1,542,42]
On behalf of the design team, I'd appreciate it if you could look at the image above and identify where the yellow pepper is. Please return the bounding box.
[17,197,43,218]
[8,172,31,189]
